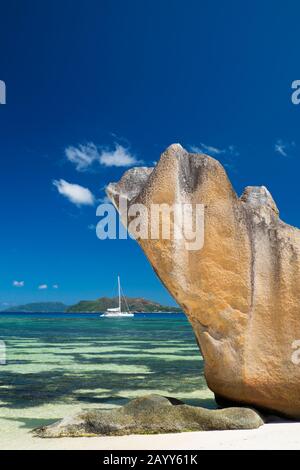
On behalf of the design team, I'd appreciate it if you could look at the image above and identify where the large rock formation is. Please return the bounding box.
[35,395,263,437]
[106,144,300,419]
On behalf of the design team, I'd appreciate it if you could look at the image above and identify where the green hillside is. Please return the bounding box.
[66,297,181,313]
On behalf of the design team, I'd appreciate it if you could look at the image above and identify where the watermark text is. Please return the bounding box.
[0,80,6,104]
[96,199,205,251]
[0,340,6,365]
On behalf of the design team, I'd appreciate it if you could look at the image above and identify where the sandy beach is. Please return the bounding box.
[1,423,300,450]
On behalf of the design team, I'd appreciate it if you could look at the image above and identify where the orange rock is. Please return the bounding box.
[107,144,300,418]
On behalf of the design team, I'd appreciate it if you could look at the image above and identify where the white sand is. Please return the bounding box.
[2,423,300,450]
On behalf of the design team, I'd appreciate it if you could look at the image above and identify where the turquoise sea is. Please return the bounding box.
[0,313,214,448]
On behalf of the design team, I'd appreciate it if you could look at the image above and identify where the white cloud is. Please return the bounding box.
[65,143,98,171]
[274,139,295,157]
[275,140,287,157]
[53,284,59,289]
[190,143,239,157]
[65,142,142,170]
[190,143,223,156]
[38,284,48,289]
[13,280,24,287]
[227,145,239,156]
[53,179,95,206]
[99,144,142,167]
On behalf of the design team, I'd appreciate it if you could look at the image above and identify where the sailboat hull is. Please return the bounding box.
[100,312,134,318]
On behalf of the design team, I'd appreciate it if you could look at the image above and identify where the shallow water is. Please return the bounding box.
[0,313,214,448]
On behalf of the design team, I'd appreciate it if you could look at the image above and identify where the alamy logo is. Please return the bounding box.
[291,340,300,364]
[0,80,6,104]
[0,340,6,365]
[291,80,300,105]
[96,198,205,251]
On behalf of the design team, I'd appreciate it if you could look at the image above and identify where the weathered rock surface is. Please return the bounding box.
[106,144,300,419]
[35,395,263,437]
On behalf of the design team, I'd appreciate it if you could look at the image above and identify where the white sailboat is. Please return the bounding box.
[100,276,134,318]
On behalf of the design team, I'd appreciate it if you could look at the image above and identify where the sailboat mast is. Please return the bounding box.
[118,275,121,311]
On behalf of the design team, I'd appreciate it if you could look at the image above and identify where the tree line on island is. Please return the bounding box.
[1,297,181,313]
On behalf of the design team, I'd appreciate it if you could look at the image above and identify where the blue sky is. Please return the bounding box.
[0,0,300,306]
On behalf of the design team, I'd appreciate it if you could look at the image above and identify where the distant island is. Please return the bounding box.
[2,302,68,313]
[67,297,181,313]
[1,298,181,314]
